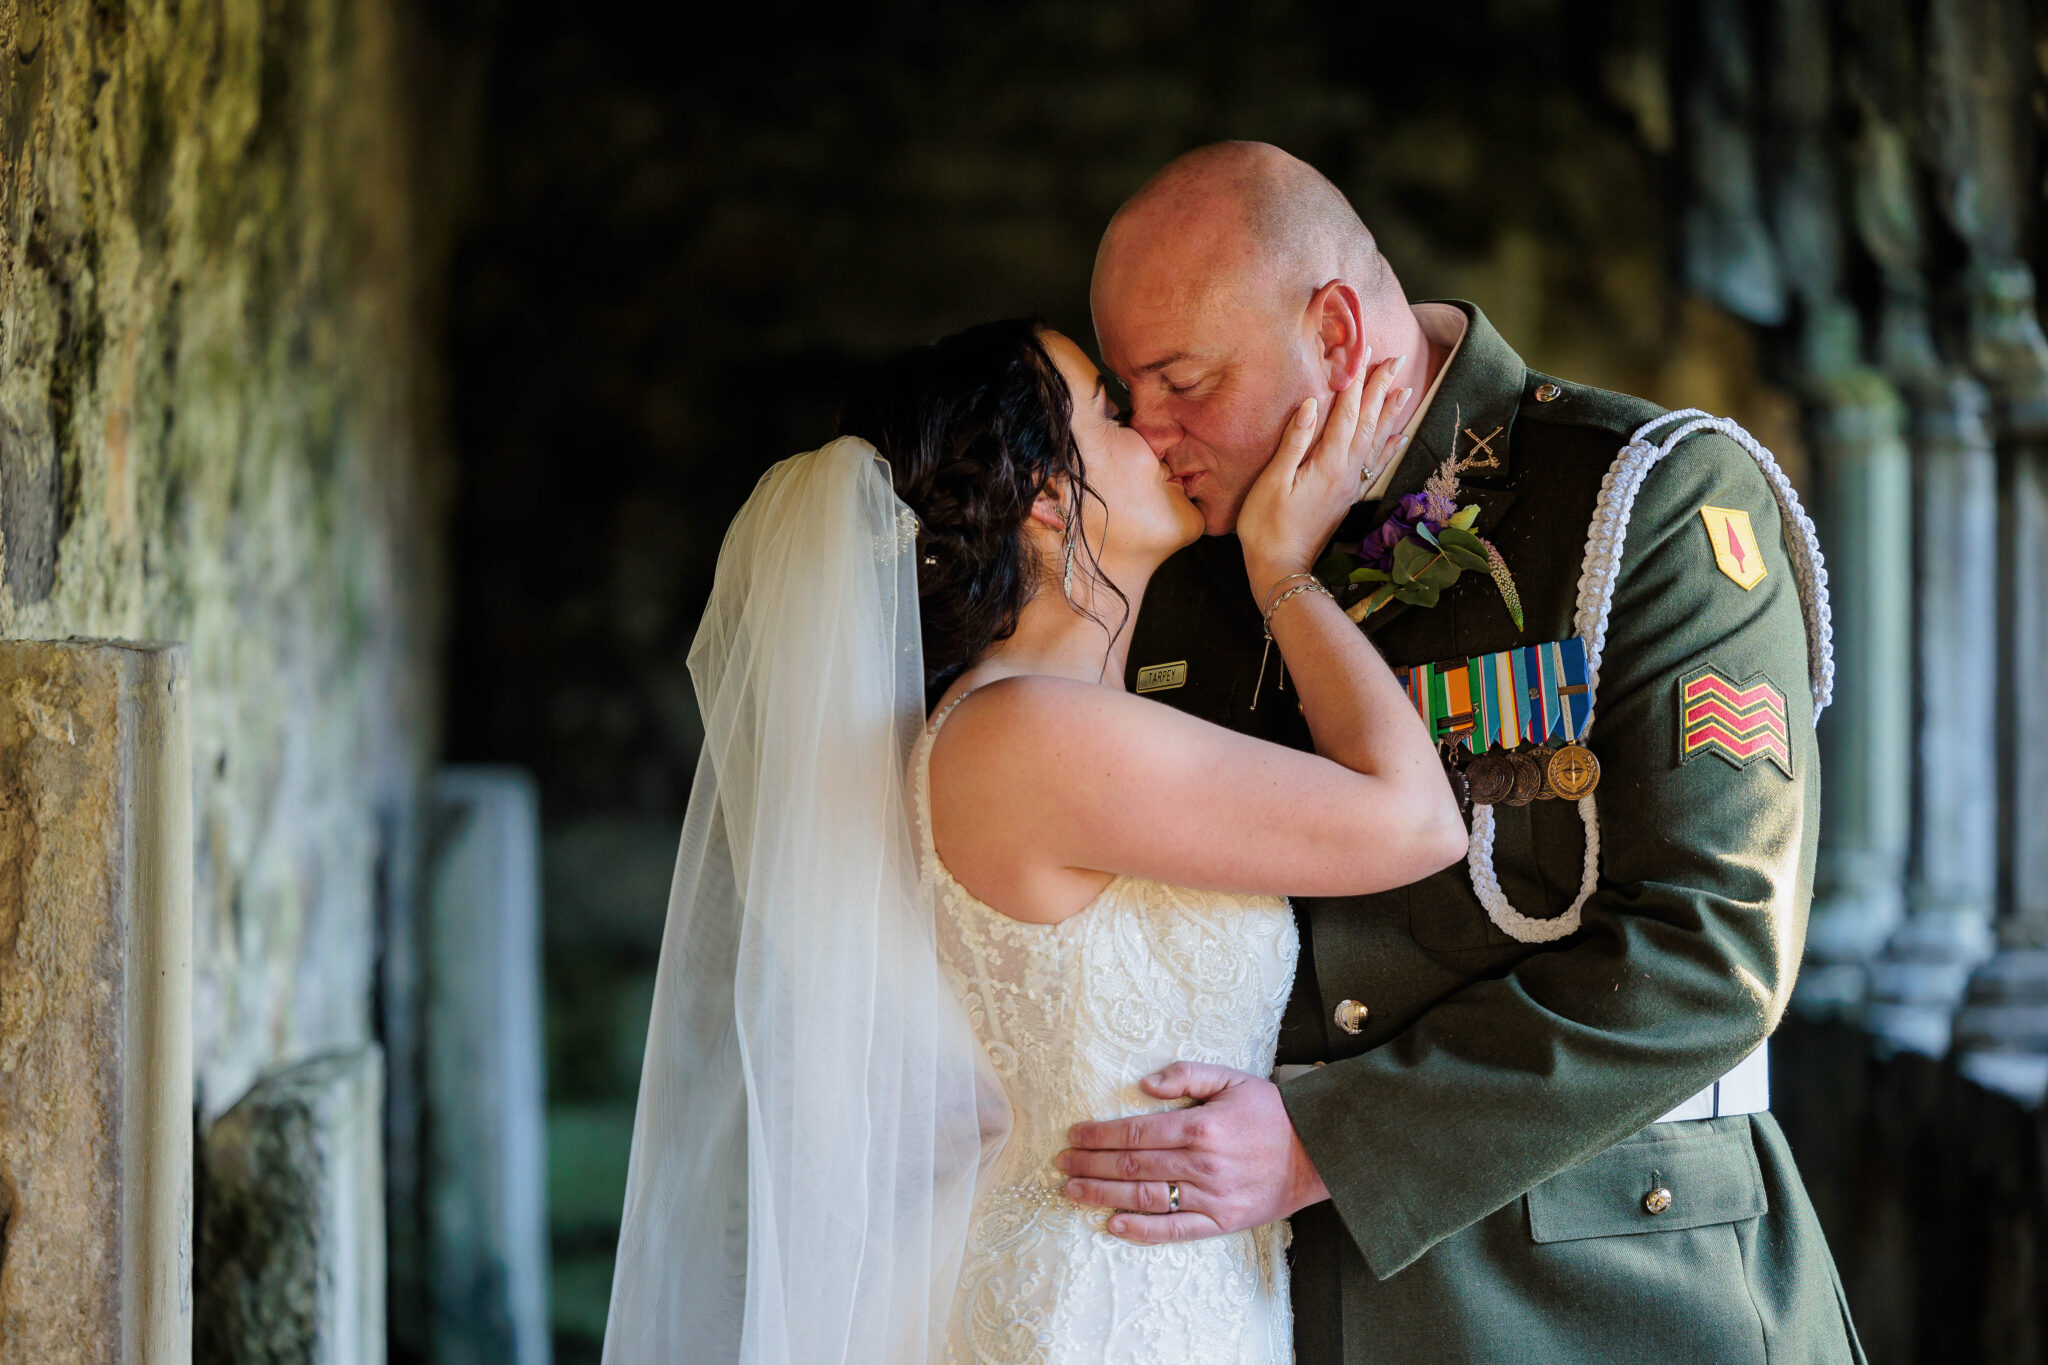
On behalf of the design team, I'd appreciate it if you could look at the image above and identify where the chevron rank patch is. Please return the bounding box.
[1698,505,1768,590]
[1679,666,1792,777]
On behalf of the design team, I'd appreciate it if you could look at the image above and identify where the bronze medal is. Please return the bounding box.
[1531,744,1559,800]
[1464,751,1513,806]
[1439,746,1471,811]
[1503,751,1543,806]
[1546,743,1602,800]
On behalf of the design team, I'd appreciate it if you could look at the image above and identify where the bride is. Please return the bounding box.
[600,318,1466,1365]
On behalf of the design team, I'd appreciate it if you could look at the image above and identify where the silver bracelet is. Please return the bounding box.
[1260,580,1334,626]
[1259,572,1323,617]
[1252,580,1334,710]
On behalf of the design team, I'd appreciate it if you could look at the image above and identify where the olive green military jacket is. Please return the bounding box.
[1126,304,1863,1364]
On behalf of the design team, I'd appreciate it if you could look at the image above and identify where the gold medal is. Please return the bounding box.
[1546,743,1601,799]
[1464,751,1513,806]
[1504,751,1543,806]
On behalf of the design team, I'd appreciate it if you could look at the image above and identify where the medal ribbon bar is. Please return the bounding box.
[1392,637,1593,753]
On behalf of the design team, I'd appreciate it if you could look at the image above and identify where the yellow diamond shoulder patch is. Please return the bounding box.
[1698,505,1768,590]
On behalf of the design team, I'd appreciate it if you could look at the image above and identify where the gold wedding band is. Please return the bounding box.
[1166,1181,1181,1213]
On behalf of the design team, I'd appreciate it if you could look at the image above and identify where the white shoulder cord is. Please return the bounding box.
[1467,408,1835,944]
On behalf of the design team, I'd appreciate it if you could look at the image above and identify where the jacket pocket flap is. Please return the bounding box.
[1526,1123,1768,1244]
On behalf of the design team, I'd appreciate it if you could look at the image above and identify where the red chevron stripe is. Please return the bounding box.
[1685,720,1791,763]
[1684,697,1789,738]
[1682,674,1786,714]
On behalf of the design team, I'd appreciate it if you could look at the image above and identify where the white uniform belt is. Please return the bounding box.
[1653,1042,1769,1122]
[1271,1041,1769,1123]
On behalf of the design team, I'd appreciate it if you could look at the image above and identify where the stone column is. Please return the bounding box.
[0,640,194,1365]
[1799,379,1915,1012]
[1755,0,1915,1014]
[1863,375,2002,1055]
[1910,0,2048,1096]
[425,767,551,1365]
[196,1048,386,1365]
[1859,0,2035,1058]
[1949,431,2048,1101]
[1679,0,1786,328]
[1952,264,2048,1103]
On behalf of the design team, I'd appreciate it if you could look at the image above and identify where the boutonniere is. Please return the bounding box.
[1314,414,1524,628]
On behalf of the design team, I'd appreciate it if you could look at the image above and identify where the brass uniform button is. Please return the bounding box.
[1644,1186,1673,1215]
[1334,999,1370,1035]
[1535,382,1562,403]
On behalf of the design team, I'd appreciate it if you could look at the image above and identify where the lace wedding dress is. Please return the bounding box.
[915,695,1299,1365]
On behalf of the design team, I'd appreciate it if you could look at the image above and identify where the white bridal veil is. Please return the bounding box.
[602,438,1001,1365]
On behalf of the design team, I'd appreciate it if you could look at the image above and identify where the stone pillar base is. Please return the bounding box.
[425,767,551,1365]
[196,1048,386,1365]
[0,640,193,1365]
[1953,948,2048,1107]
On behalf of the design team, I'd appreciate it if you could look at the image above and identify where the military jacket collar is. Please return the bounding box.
[1335,300,1527,631]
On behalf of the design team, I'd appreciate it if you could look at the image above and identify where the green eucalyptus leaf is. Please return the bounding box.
[1392,537,1432,574]
[1413,522,1440,548]
[1449,504,1480,531]
[1365,582,1400,613]
[1349,566,1391,583]
[1416,557,1461,590]
[1436,525,1486,555]
[1443,544,1490,572]
[1395,582,1442,607]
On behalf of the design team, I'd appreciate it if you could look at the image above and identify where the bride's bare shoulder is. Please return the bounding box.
[938,675,1150,750]
[930,675,1190,807]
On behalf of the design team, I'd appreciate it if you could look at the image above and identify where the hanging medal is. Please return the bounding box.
[1393,638,1603,808]
[1544,636,1600,799]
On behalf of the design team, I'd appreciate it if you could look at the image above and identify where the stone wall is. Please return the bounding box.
[0,0,474,1357]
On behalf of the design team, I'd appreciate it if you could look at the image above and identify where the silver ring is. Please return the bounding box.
[1166,1181,1181,1213]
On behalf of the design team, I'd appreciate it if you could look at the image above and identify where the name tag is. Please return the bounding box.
[1135,660,1188,694]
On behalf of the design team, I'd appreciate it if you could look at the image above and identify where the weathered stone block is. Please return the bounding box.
[0,415,61,607]
[0,639,193,1365]
[195,1049,384,1365]
[424,767,550,1365]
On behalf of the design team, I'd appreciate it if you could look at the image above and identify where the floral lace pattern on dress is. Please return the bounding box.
[916,695,1299,1365]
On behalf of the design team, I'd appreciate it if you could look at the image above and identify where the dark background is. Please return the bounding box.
[441,0,1773,822]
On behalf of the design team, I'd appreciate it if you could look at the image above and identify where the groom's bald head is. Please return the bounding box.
[1093,141,1392,315]
[1092,142,1412,534]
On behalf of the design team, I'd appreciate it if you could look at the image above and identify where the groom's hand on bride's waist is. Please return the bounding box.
[1056,1061,1330,1244]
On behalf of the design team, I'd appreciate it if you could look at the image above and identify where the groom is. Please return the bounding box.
[1060,142,1864,1363]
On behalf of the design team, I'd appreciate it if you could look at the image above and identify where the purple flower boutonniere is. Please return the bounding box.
[1314,415,1524,628]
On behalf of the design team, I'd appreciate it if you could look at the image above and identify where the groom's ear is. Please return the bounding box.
[1306,280,1367,392]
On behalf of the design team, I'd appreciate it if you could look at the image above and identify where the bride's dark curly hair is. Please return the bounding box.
[839,318,1127,709]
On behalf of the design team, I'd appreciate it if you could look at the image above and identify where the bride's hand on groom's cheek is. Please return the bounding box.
[1236,352,1405,597]
[1056,1061,1331,1244]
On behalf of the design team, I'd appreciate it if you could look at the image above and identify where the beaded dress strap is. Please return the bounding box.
[914,691,978,865]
